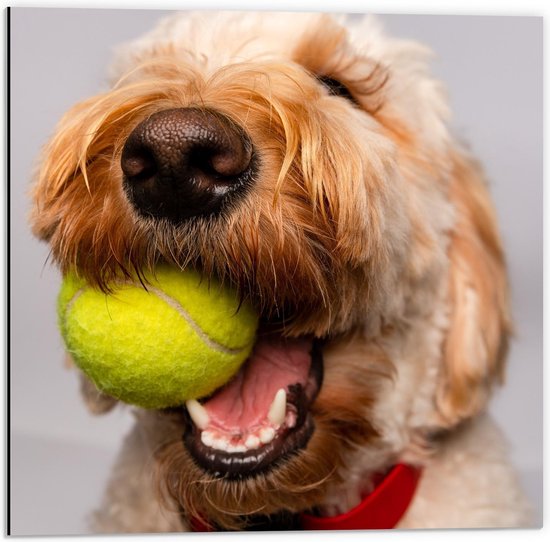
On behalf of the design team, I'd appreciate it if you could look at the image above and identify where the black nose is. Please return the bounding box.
[121,108,255,222]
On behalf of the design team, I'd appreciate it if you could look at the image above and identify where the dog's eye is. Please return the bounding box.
[318,75,356,104]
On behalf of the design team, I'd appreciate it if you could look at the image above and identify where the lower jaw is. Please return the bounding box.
[183,413,315,479]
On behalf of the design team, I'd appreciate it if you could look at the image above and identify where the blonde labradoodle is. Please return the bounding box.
[31,12,531,532]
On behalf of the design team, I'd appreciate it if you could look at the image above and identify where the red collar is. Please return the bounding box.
[301,463,422,530]
[190,463,422,531]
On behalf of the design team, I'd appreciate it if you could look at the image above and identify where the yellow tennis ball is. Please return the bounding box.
[57,266,258,409]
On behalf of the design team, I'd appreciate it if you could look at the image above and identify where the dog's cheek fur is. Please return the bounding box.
[360,149,511,457]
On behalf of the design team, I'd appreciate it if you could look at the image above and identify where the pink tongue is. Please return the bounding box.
[202,337,312,433]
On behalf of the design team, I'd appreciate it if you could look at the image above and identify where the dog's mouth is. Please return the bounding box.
[183,333,323,479]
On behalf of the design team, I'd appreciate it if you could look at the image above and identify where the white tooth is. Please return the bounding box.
[212,437,229,451]
[259,427,276,444]
[186,400,210,430]
[267,388,287,427]
[227,443,246,454]
[286,411,297,429]
[201,431,215,447]
[245,435,260,449]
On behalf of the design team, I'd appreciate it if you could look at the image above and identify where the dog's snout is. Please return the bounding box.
[121,108,254,222]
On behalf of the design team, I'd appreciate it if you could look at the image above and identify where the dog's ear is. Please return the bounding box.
[65,354,118,414]
[435,152,512,427]
[79,371,119,415]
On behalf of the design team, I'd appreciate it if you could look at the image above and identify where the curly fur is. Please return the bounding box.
[31,12,531,531]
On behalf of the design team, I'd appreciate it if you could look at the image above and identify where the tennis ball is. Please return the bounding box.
[57,266,258,409]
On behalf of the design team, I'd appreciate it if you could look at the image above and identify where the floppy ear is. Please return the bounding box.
[64,354,118,414]
[436,152,512,426]
[79,370,119,415]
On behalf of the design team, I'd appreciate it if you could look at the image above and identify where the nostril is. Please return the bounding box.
[187,140,252,181]
[121,108,255,222]
[121,148,157,181]
[209,142,252,178]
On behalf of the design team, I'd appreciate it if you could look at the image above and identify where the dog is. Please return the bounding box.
[30,11,532,532]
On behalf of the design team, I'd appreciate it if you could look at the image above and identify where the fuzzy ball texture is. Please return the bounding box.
[58,266,259,409]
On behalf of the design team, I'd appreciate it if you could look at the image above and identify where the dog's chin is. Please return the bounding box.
[182,332,324,479]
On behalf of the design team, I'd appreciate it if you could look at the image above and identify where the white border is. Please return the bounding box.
[0,0,549,13]
[2,1,546,542]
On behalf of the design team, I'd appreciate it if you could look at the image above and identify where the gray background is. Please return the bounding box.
[10,9,543,534]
